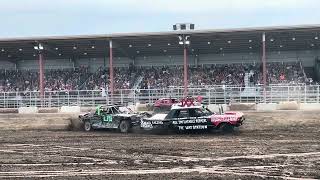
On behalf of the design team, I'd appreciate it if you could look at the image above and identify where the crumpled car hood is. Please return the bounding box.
[145,113,168,121]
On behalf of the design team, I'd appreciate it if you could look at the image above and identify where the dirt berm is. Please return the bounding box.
[0,113,79,131]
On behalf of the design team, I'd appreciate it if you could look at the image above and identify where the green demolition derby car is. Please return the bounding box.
[78,105,142,133]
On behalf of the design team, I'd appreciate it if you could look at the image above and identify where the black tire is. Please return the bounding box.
[119,120,131,133]
[83,121,92,132]
[220,123,234,133]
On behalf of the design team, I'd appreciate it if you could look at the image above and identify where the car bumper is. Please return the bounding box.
[235,117,245,127]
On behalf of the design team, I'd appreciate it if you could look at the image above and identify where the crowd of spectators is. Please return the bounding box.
[84,66,138,90]
[0,62,311,92]
[139,64,246,89]
[0,70,38,92]
[0,67,90,92]
[44,67,90,91]
[267,62,306,84]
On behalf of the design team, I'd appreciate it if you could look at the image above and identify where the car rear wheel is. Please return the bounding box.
[220,123,234,132]
[84,121,92,132]
[119,120,130,133]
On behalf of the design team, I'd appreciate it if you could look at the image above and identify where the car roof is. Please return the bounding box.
[102,105,118,109]
[159,98,177,100]
[171,105,203,110]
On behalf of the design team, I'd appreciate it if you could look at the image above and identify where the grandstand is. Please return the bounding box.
[0,24,320,107]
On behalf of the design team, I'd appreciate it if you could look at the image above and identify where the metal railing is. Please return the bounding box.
[0,85,319,108]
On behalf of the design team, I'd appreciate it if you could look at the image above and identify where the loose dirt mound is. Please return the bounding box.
[0,108,18,113]
[277,101,300,110]
[38,108,59,113]
[244,111,320,130]
[0,113,76,130]
[229,103,256,111]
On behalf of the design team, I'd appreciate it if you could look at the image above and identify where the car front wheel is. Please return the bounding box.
[83,121,92,132]
[119,120,130,133]
[220,123,234,132]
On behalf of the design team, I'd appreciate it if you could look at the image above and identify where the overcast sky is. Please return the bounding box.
[0,0,319,38]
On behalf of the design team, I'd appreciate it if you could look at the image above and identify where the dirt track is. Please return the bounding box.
[0,111,319,179]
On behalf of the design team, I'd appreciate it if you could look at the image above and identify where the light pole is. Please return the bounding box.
[178,35,190,97]
[173,23,194,97]
[34,43,45,100]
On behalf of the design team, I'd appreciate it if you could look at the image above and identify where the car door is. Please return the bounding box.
[170,109,190,130]
[188,108,209,129]
[109,106,122,128]
[101,108,113,123]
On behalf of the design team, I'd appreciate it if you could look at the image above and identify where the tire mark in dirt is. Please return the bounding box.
[150,151,320,163]
[0,166,316,180]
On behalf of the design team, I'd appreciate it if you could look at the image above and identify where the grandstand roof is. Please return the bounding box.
[0,24,320,61]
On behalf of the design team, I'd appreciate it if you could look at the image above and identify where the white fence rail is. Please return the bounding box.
[0,85,319,108]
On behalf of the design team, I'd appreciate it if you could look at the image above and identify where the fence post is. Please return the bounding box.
[223,87,226,104]
[35,92,37,107]
[4,92,6,108]
[298,86,300,103]
[317,86,320,103]
[120,89,124,105]
[133,90,136,105]
[208,89,211,105]
[29,92,32,107]
[91,91,94,106]
[148,89,151,104]
[270,86,272,103]
[239,87,242,103]
[106,90,109,105]
[57,93,60,107]
[67,92,70,106]
[287,86,290,101]
[48,93,51,108]
[77,90,80,106]
[304,85,307,103]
